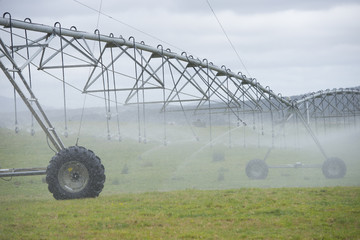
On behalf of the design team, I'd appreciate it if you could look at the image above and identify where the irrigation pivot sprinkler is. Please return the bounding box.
[0,13,359,198]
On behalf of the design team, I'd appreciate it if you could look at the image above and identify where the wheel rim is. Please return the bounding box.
[58,161,89,193]
[327,163,340,176]
[249,166,263,178]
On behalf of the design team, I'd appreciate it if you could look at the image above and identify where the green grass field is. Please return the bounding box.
[1,124,360,239]
[1,187,359,239]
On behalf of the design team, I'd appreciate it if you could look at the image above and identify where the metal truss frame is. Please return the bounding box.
[0,14,359,178]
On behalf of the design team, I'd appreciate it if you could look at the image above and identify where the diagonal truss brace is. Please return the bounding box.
[0,38,65,152]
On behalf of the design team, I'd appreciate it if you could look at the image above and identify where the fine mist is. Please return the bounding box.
[1,104,359,194]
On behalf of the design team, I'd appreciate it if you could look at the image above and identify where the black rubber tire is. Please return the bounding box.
[46,146,105,200]
[322,157,346,179]
[246,159,269,180]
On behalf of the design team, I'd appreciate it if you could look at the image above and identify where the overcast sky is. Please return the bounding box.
[1,0,360,104]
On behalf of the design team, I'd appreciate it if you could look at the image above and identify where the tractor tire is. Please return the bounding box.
[46,146,105,200]
[246,159,268,180]
[322,157,346,179]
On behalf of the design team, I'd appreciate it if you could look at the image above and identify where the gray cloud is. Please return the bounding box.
[103,0,360,14]
[3,0,360,18]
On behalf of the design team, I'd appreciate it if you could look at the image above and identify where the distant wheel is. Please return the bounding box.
[46,146,105,200]
[322,157,346,179]
[246,159,268,179]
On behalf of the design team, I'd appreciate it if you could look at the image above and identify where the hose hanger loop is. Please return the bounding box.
[265,86,272,99]
[54,22,61,30]
[54,22,63,38]
[252,78,258,84]
[129,36,135,43]
[155,44,164,58]
[221,65,228,75]
[3,13,13,36]
[157,44,164,51]
[94,29,101,40]
[3,12,11,22]
[185,54,195,66]
[128,36,137,51]
[94,29,102,48]
[203,58,210,71]
[3,12,11,18]
[202,58,209,65]
[24,17,32,23]
[181,51,188,59]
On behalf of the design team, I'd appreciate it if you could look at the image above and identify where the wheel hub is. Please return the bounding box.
[72,172,80,181]
[58,161,89,193]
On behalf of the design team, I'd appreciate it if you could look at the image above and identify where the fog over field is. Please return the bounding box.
[1,98,359,193]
